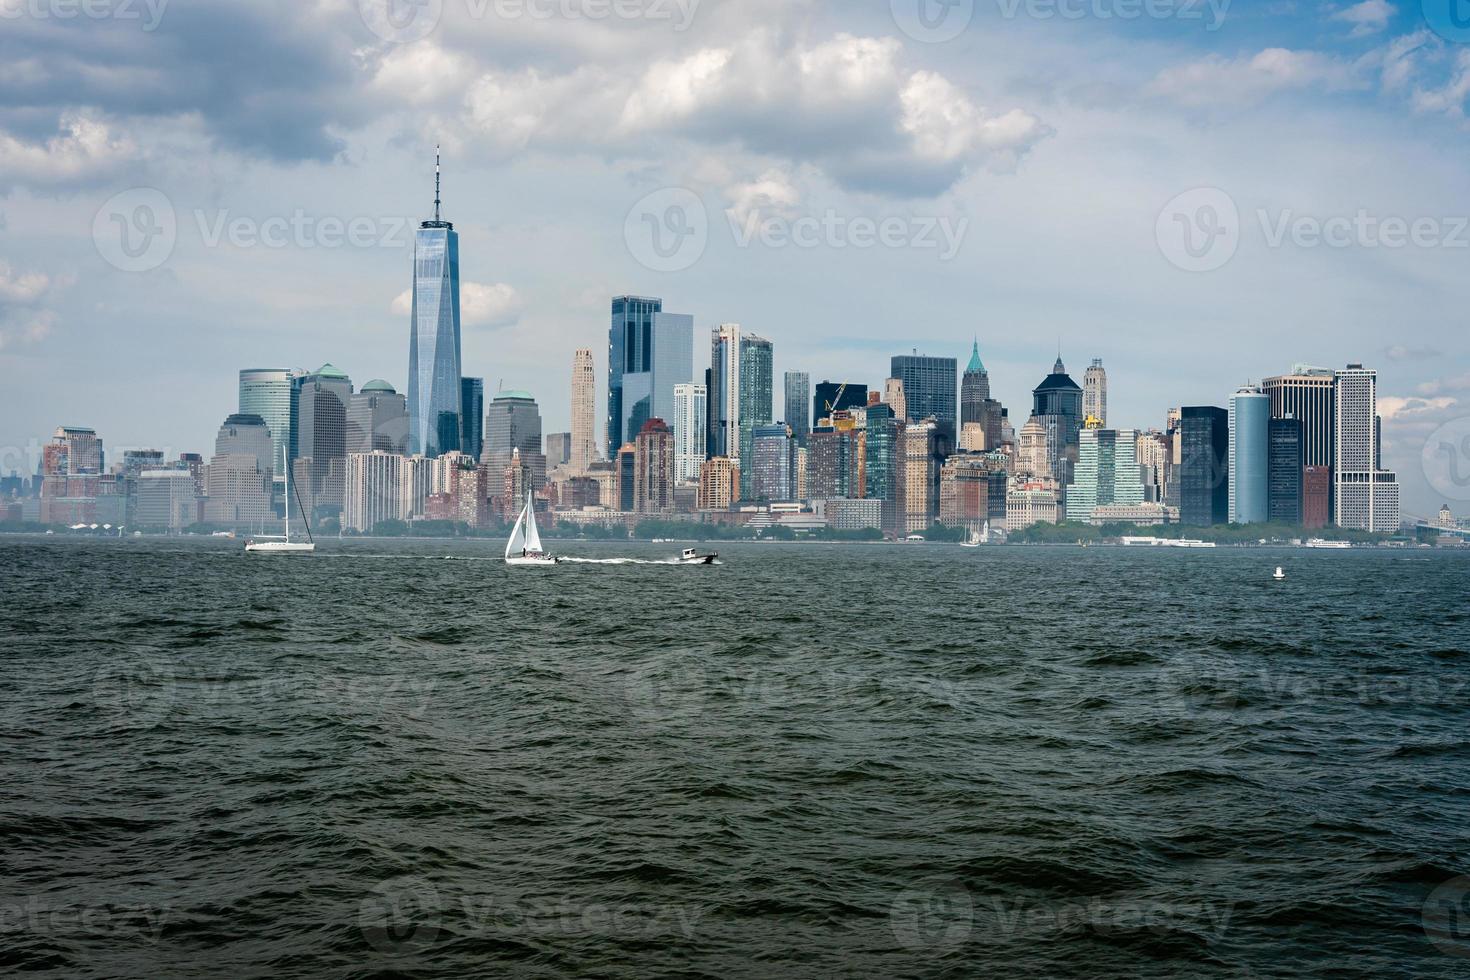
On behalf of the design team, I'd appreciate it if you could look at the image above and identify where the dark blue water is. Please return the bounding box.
[3,537,1469,977]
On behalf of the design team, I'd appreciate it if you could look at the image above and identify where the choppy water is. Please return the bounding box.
[3,536,1469,978]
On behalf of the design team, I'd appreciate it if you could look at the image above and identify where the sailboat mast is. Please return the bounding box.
[283,446,290,542]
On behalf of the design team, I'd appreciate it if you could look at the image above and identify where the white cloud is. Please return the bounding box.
[392,281,523,329]
[0,112,139,191]
[0,263,64,352]
[0,262,51,304]
[1330,0,1393,37]
[1417,372,1470,397]
[723,168,803,227]
[1379,394,1458,420]
[1411,49,1470,121]
[366,42,476,106]
[1148,48,1361,108]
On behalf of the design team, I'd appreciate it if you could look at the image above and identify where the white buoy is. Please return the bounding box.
[1273,567,1286,581]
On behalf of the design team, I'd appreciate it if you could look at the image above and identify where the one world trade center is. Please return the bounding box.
[408,148,462,457]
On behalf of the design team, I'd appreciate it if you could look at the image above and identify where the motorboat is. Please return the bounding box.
[677,547,718,565]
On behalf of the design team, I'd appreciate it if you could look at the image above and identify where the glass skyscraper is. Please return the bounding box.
[784,371,810,446]
[1268,416,1303,524]
[1065,426,1145,523]
[608,297,693,451]
[1179,406,1229,526]
[1228,384,1270,525]
[891,352,958,439]
[239,368,298,486]
[738,334,774,497]
[408,153,462,458]
[460,377,485,461]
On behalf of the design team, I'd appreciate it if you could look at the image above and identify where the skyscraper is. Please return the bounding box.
[891,352,958,440]
[1179,406,1229,527]
[347,381,409,455]
[1262,367,1335,519]
[571,348,598,473]
[784,371,810,446]
[1031,357,1085,486]
[486,390,546,490]
[634,419,676,514]
[883,378,907,421]
[1228,384,1270,525]
[204,413,274,526]
[902,419,950,533]
[408,148,462,458]
[1065,424,1145,523]
[814,382,868,427]
[738,333,774,497]
[1083,359,1108,425]
[239,368,298,487]
[294,364,353,514]
[1334,365,1400,532]
[710,325,741,460]
[961,341,1003,449]
[1268,416,1303,524]
[607,296,693,452]
[673,383,707,483]
[750,423,797,503]
[460,377,485,461]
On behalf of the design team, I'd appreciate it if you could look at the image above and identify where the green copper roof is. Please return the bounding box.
[314,363,350,379]
[966,339,986,375]
[496,389,535,402]
[361,379,396,393]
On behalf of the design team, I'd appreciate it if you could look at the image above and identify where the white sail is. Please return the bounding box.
[505,502,528,558]
[524,501,543,553]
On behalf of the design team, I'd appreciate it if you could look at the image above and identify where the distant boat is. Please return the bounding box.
[677,547,718,565]
[246,447,316,554]
[1273,566,1287,581]
[505,498,559,566]
[1305,538,1351,550]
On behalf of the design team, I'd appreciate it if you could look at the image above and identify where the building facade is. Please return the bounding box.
[347,381,409,456]
[633,419,676,514]
[460,377,485,461]
[673,383,707,484]
[1083,359,1108,426]
[407,158,462,458]
[784,371,810,447]
[1267,417,1303,524]
[1334,365,1400,532]
[891,353,958,440]
[1179,406,1229,527]
[1065,426,1146,524]
[1228,384,1270,525]
[485,391,547,490]
[571,348,598,473]
[750,423,797,503]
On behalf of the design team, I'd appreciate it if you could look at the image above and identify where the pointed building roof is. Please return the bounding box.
[313,363,350,380]
[1053,356,1066,375]
[966,339,986,375]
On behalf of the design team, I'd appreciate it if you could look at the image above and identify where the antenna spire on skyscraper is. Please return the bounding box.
[434,144,441,223]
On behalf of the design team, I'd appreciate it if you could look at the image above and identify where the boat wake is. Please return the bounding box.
[559,557,721,566]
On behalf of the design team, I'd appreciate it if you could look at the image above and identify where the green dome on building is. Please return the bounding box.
[360,379,396,394]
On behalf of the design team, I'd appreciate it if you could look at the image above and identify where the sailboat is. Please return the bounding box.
[245,447,316,554]
[505,497,558,566]
[960,520,991,548]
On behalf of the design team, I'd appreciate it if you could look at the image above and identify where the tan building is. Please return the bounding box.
[698,457,740,512]
[570,348,598,474]
[634,419,676,514]
[1016,416,1051,479]
[1006,480,1061,531]
[902,419,943,533]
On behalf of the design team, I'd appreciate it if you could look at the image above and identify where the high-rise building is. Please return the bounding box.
[1303,465,1331,529]
[460,377,485,461]
[709,324,741,461]
[485,391,546,490]
[1065,425,1146,524]
[738,334,774,497]
[608,296,692,452]
[673,383,707,483]
[750,424,797,503]
[863,403,902,535]
[203,413,274,526]
[571,348,598,473]
[1083,359,1108,426]
[940,453,1008,527]
[961,341,1005,450]
[902,418,950,533]
[135,470,196,531]
[239,369,298,486]
[784,372,810,446]
[1268,417,1303,524]
[633,419,676,514]
[698,457,740,511]
[1178,406,1229,527]
[347,381,409,456]
[891,353,958,440]
[1334,365,1400,532]
[344,451,405,533]
[1031,357,1085,487]
[616,443,637,512]
[1228,384,1270,525]
[883,378,907,421]
[545,433,572,468]
[1263,367,1336,519]
[294,364,353,516]
[408,149,462,458]
[808,427,860,500]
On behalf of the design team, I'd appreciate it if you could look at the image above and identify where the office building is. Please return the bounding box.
[784,372,811,446]
[239,369,298,484]
[460,377,484,461]
[673,383,707,483]
[698,457,740,511]
[883,378,907,421]
[902,418,950,533]
[1263,367,1336,519]
[203,413,274,526]
[1303,465,1331,529]
[709,324,741,461]
[808,427,860,500]
[814,382,868,427]
[345,451,406,533]
[891,353,958,439]
[571,348,598,473]
[608,296,693,452]
[939,453,1008,527]
[1179,406,1229,527]
[1334,365,1400,532]
[826,497,883,531]
[1007,480,1061,531]
[294,364,353,515]
[408,151,462,458]
[135,470,196,531]
[738,334,774,496]
[1265,417,1303,525]
[485,391,546,490]
[1228,384,1270,525]
[1083,359,1108,426]
[347,381,409,455]
[545,433,572,469]
[1031,357,1085,487]
[616,443,637,512]
[1065,425,1146,524]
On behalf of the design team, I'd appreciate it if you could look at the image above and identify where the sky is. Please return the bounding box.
[1,0,1468,517]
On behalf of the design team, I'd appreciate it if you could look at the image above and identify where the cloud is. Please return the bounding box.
[723,168,803,227]
[1148,48,1362,108]
[1379,394,1458,421]
[436,31,1049,196]
[392,282,523,329]
[1416,373,1470,397]
[0,262,64,351]
[0,112,140,192]
[1385,344,1443,361]
[1411,49,1470,121]
[1329,0,1393,37]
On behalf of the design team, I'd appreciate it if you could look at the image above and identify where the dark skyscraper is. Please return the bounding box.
[960,339,990,422]
[784,371,810,446]
[608,295,661,457]
[891,353,958,439]
[1179,406,1229,527]
[1031,357,1085,484]
[460,377,484,461]
[1268,416,1303,524]
[813,382,868,426]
